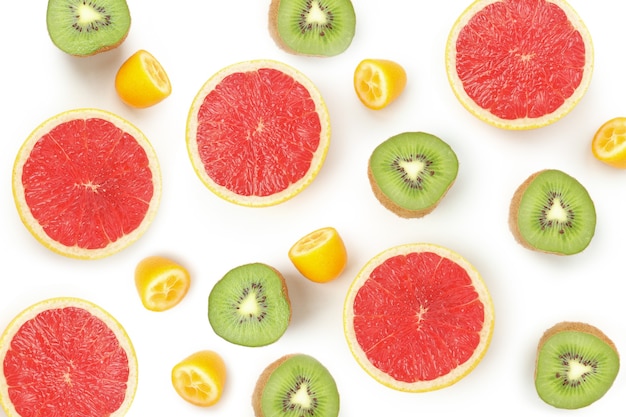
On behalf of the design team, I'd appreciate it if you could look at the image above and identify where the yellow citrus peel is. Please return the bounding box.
[171,350,226,407]
[354,59,407,110]
[592,117,626,168]
[288,227,347,283]
[135,256,191,312]
[115,49,172,108]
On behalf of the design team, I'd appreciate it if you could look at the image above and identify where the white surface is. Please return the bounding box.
[1,0,625,415]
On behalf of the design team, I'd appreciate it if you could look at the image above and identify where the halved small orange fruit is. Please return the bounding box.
[134,255,191,312]
[171,350,227,407]
[115,49,172,108]
[288,227,347,283]
[592,117,626,168]
[354,59,407,110]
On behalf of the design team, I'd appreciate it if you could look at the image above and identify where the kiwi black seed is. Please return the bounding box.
[508,169,596,255]
[46,0,131,57]
[367,131,459,218]
[252,354,340,417]
[208,263,291,347]
[535,322,620,409]
[268,0,356,57]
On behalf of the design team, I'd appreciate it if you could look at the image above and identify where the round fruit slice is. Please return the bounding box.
[252,354,340,417]
[446,0,593,129]
[354,58,407,110]
[208,263,292,347]
[535,322,619,409]
[135,255,191,312]
[288,226,348,283]
[268,0,356,57]
[0,297,138,417]
[115,49,172,108]
[591,117,626,168]
[46,0,131,57]
[12,108,161,260]
[171,350,227,407]
[368,132,459,218]
[186,59,331,207]
[343,243,494,392]
[508,169,596,255]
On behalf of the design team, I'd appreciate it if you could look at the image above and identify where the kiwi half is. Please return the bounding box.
[368,131,459,218]
[535,322,620,409]
[509,169,596,255]
[252,354,340,417]
[208,263,291,347]
[46,0,131,56]
[268,0,356,57]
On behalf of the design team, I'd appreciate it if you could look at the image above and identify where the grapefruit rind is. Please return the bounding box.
[343,243,495,392]
[12,108,162,260]
[445,0,594,130]
[186,59,331,207]
[0,297,138,417]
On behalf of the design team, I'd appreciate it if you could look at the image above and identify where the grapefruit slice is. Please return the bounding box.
[445,0,593,130]
[343,243,495,392]
[12,108,161,259]
[186,59,331,207]
[0,297,138,417]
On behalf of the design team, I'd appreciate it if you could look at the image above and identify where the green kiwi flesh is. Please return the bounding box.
[269,0,356,57]
[509,169,596,255]
[46,0,131,56]
[535,322,619,409]
[368,131,459,218]
[208,263,291,347]
[252,354,340,417]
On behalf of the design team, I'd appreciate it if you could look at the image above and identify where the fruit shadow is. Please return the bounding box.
[283,271,336,332]
[55,48,128,103]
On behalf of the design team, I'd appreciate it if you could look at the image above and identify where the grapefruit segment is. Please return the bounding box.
[0,297,137,417]
[12,108,161,259]
[186,59,331,207]
[445,0,593,129]
[343,243,494,392]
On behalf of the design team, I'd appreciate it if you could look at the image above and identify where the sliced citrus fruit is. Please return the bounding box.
[288,226,347,283]
[592,117,626,168]
[446,0,593,129]
[0,297,138,417]
[186,59,331,207]
[12,108,161,260]
[354,58,407,110]
[135,255,191,311]
[115,49,172,108]
[343,243,495,392]
[171,350,227,407]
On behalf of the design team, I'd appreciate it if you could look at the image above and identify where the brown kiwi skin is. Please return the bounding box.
[508,170,541,251]
[535,321,619,379]
[78,32,129,57]
[268,0,289,54]
[252,354,294,417]
[367,159,456,219]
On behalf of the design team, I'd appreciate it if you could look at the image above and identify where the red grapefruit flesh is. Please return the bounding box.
[12,109,161,259]
[186,59,331,207]
[343,243,495,392]
[446,0,593,129]
[0,297,138,417]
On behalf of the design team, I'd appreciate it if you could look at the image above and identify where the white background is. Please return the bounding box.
[1,0,625,415]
